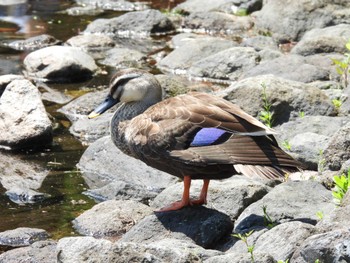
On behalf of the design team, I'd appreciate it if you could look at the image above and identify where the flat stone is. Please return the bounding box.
[0,228,50,247]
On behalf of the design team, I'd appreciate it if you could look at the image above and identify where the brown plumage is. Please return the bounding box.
[89,68,302,211]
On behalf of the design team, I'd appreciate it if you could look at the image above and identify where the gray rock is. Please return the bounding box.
[253,0,350,42]
[23,46,98,83]
[112,239,221,262]
[288,132,330,170]
[240,35,279,51]
[84,9,175,38]
[0,152,49,204]
[58,89,109,122]
[158,36,235,73]
[0,228,50,247]
[242,54,330,83]
[99,47,147,69]
[0,240,56,263]
[155,74,192,98]
[56,236,114,263]
[182,11,253,36]
[152,176,270,220]
[0,79,52,149]
[234,181,335,233]
[120,206,233,249]
[77,136,177,196]
[65,5,104,16]
[7,34,61,51]
[219,75,336,125]
[188,47,260,82]
[65,34,115,52]
[254,221,315,261]
[291,24,350,56]
[69,114,112,144]
[0,74,24,97]
[291,229,350,263]
[205,252,275,263]
[174,0,253,14]
[75,0,149,11]
[84,180,158,203]
[324,122,350,170]
[73,200,153,238]
[39,82,74,104]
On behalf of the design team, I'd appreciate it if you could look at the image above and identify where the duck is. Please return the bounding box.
[88,68,302,212]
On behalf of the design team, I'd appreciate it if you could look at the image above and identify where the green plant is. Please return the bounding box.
[332,39,350,88]
[282,140,292,151]
[332,169,350,205]
[232,230,255,262]
[332,99,342,110]
[316,211,324,220]
[299,111,305,118]
[277,260,289,263]
[262,205,277,229]
[259,83,274,128]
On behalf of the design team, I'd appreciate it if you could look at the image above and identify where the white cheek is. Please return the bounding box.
[120,88,143,102]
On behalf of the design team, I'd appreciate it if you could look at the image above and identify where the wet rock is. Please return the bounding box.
[158,36,235,73]
[77,136,177,196]
[75,0,149,11]
[0,152,49,204]
[84,9,175,38]
[253,221,315,261]
[253,0,350,42]
[155,74,192,98]
[324,122,350,171]
[291,24,350,56]
[234,181,335,233]
[99,47,147,70]
[188,46,259,82]
[58,89,109,123]
[7,34,61,51]
[69,114,112,144]
[173,0,260,14]
[23,46,98,83]
[65,5,104,16]
[0,227,50,247]
[73,200,153,238]
[291,229,350,263]
[182,11,253,36]
[120,206,233,249]
[242,54,330,83]
[65,34,115,52]
[152,176,270,220]
[39,83,74,105]
[0,79,52,149]
[0,74,24,97]
[0,240,56,263]
[57,236,114,262]
[219,75,336,125]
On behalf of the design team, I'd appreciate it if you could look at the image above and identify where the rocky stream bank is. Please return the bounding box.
[0,0,350,262]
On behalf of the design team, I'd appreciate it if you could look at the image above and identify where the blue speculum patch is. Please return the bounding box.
[190,128,228,147]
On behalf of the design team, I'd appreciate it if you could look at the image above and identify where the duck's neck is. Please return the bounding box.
[110,100,154,155]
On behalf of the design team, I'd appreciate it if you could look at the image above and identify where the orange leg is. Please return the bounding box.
[158,177,210,212]
[190,179,210,205]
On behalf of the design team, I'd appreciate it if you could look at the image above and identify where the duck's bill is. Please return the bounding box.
[88,95,118,119]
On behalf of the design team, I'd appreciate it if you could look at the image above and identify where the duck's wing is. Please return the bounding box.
[126,93,301,179]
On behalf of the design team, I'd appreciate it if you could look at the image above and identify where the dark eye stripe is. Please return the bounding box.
[109,72,141,98]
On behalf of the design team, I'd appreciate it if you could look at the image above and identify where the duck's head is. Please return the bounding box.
[88,68,162,119]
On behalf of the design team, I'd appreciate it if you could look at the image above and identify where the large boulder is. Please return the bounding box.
[84,9,175,38]
[253,0,350,42]
[23,46,98,83]
[219,75,336,125]
[0,79,52,149]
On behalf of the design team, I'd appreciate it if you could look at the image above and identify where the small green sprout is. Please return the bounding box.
[299,111,305,118]
[282,140,292,151]
[331,39,350,88]
[332,99,342,110]
[232,230,255,262]
[332,169,350,205]
[262,205,277,229]
[259,83,274,128]
[316,211,324,220]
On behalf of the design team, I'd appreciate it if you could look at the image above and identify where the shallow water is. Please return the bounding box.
[0,0,183,241]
